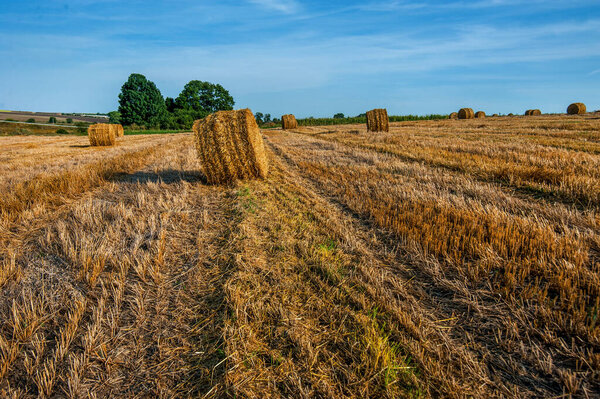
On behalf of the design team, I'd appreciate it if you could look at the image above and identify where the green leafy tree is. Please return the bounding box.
[66,118,73,124]
[108,111,121,124]
[264,114,271,123]
[118,73,168,127]
[48,116,57,123]
[254,112,264,124]
[171,109,197,130]
[26,118,35,123]
[333,113,345,119]
[174,80,234,119]
[165,97,176,113]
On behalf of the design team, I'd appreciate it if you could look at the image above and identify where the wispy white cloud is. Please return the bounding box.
[247,0,300,14]
[357,0,591,12]
[1,0,598,114]
[355,1,427,12]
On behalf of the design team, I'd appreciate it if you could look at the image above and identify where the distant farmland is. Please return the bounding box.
[0,121,83,136]
[0,110,108,124]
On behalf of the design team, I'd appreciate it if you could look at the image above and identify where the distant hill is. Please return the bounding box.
[0,110,108,124]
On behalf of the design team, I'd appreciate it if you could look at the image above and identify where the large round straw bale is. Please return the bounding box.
[525,110,532,116]
[366,109,389,132]
[193,109,268,184]
[475,111,486,118]
[281,114,298,130]
[567,103,586,115]
[448,112,458,119]
[88,123,116,146]
[458,108,474,119]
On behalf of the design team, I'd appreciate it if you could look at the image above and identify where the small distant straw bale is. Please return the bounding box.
[449,112,458,119]
[114,124,124,137]
[282,114,298,130]
[193,109,268,184]
[366,109,389,132]
[88,123,116,146]
[475,111,486,118]
[458,108,474,119]
[567,103,586,115]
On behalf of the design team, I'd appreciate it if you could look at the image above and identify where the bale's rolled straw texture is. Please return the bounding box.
[193,109,268,184]
[567,103,586,115]
[475,111,486,118]
[449,112,458,119]
[366,109,389,132]
[281,114,298,130]
[114,124,124,137]
[88,123,116,146]
[458,108,475,119]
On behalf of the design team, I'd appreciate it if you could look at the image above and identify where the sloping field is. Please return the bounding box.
[0,111,107,124]
[0,116,598,398]
[0,121,82,137]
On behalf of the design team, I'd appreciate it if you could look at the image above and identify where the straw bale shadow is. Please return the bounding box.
[116,169,207,184]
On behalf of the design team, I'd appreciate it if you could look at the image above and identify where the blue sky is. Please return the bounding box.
[0,0,598,117]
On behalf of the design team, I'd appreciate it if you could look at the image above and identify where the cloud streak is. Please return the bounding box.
[247,0,300,14]
[0,0,598,115]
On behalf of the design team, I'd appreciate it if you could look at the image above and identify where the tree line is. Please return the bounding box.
[108,73,446,131]
[109,73,235,130]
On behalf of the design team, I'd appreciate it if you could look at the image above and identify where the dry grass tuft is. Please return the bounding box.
[0,253,21,289]
[194,109,269,184]
[88,124,116,146]
[281,114,298,130]
[366,109,390,132]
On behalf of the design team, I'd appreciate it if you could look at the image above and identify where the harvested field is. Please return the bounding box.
[1,114,599,398]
